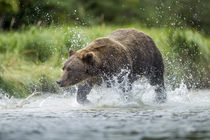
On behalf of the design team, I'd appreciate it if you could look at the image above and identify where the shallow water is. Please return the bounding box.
[1,81,210,140]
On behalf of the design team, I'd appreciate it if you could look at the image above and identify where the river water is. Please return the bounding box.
[1,80,210,140]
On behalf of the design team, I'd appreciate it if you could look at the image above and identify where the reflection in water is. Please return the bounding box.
[0,80,210,140]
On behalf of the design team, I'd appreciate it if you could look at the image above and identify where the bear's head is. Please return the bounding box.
[56,49,100,87]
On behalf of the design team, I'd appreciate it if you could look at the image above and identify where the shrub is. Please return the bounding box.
[64,29,86,51]
[38,74,58,93]
[0,76,28,98]
[168,30,209,88]
[21,35,53,62]
[169,31,201,63]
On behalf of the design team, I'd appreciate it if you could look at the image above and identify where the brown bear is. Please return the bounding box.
[57,29,166,104]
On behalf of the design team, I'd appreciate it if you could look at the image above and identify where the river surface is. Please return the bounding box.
[1,81,210,140]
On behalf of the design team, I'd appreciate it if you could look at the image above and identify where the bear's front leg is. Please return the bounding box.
[154,86,167,104]
[77,82,92,105]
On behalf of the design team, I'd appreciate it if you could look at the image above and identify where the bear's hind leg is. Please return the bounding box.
[147,68,167,103]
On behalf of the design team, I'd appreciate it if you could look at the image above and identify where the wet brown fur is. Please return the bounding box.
[58,29,166,104]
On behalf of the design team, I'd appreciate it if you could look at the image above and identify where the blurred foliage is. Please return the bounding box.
[0,0,210,34]
[21,35,53,62]
[0,0,19,13]
[169,31,201,63]
[168,30,210,88]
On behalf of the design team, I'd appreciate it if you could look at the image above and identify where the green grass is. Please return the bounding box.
[0,25,210,97]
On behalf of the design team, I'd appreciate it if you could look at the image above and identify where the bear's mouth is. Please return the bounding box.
[58,78,86,87]
[58,81,75,87]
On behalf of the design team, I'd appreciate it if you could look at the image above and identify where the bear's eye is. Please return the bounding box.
[67,67,71,71]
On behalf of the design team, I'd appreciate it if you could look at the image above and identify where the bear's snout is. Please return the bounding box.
[56,79,62,86]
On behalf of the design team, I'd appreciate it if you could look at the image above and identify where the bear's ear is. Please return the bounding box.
[69,49,75,57]
[82,52,95,65]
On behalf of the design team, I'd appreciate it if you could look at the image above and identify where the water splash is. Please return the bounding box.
[1,69,210,112]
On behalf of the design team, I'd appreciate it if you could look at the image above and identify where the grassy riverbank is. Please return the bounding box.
[0,25,210,97]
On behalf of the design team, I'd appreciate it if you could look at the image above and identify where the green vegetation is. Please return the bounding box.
[0,25,210,97]
[167,30,210,88]
[1,0,210,34]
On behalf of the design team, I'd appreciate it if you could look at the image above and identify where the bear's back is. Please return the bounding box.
[108,29,149,47]
[108,29,163,75]
[108,29,157,57]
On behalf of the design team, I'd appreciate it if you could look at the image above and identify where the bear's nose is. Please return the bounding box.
[56,79,62,85]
